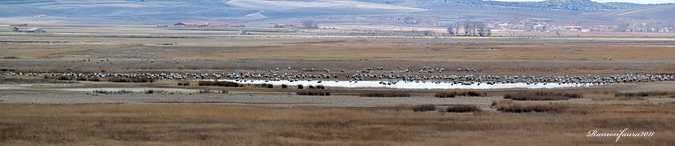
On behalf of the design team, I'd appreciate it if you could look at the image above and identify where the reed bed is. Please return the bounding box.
[504,91,582,101]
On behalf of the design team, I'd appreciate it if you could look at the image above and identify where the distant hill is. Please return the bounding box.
[477,0,673,11]
[0,0,673,25]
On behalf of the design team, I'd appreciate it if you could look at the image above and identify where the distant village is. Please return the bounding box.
[312,15,674,33]
[8,17,673,34]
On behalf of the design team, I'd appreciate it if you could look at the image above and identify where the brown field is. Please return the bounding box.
[2,26,675,145]
[0,104,674,145]
[167,44,675,61]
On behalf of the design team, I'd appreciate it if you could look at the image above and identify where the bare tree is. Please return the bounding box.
[301,18,317,29]
[464,20,470,36]
[477,22,485,36]
[615,17,630,32]
[486,27,491,36]
[447,27,454,36]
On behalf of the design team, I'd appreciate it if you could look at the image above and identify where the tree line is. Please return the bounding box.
[447,20,491,37]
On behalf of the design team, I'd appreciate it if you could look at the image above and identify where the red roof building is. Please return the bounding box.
[211,23,229,27]
[174,22,209,26]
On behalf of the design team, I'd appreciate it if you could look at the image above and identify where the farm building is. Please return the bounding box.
[174,22,209,27]
[25,28,46,33]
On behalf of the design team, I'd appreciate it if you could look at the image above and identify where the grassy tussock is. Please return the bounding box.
[494,100,570,113]
[412,104,436,112]
[504,91,582,101]
[445,105,481,113]
[435,91,488,98]
[296,91,331,96]
[360,91,410,97]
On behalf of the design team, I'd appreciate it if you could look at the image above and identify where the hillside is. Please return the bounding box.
[0,0,672,26]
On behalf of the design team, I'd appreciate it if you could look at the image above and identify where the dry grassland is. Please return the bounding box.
[0,104,674,145]
[167,44,675,61]
[0,44,142,59]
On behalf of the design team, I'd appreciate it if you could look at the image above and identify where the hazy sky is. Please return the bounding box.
[494,0,674,4]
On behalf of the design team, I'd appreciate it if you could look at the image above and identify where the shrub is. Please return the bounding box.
[445,105,481,113]
[281,84,288,89]
[297,85,303,89]
[412,104,436,112]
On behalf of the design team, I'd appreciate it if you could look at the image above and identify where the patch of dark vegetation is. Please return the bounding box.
[296,91,331,96]
[198,81,240,87]
[435,91,488,98]
[494,101,569,113]
[281,84,288,89]
[412,104,436,112]
[177,82,190,86]
[360,91,410,97]
[445,105,481,113]
[615,91,675,98]
[504,91,582,101]
[297,85,303,89]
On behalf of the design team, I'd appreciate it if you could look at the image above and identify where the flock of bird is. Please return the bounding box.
[2,65,674,86]
[81,58,184,64]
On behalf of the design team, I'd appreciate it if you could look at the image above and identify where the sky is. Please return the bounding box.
[494,0,674,4]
